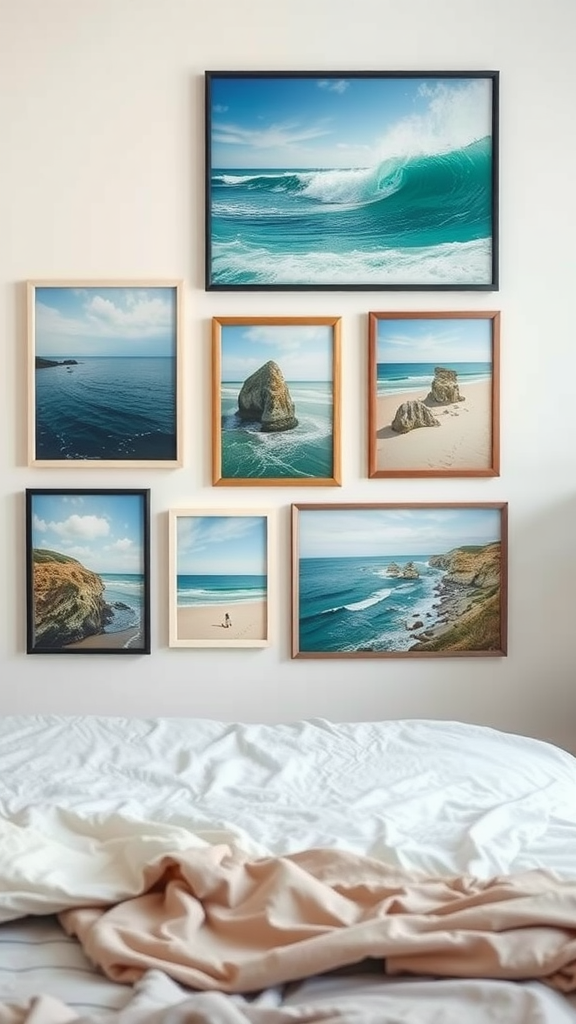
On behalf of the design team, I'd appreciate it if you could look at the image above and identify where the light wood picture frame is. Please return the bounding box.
[27,280,183,467]
[292,502,508,659]
[368,311,500,478]
[168,508,271,648]
[212,316,341,486]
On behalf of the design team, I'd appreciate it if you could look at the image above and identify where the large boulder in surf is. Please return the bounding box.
[391,399,440,433]
[237,360,298,432]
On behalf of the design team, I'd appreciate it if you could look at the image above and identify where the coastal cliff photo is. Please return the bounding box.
[292,503,507,658]
[28,281,181,467]
[212,317,341,485]
[206,72,498,289]
[25,489,150,655]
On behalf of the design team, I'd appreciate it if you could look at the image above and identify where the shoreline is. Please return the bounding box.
[375,379,492,471]
[64,626,142,650]
[177,600,267,642]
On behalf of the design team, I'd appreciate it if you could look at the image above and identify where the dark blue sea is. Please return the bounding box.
[298,555,447,653]
[221,380,333,479]
[35,357,177,460]
[210,138,493,286]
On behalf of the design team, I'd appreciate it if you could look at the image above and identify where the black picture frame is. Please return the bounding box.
[26,488,151,655]
[205,71,499,291]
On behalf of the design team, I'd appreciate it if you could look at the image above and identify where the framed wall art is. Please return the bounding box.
[26,488,151,655]
[212,316,341,486]
[168,509,271,648]
[291,502,508,659]
[28,280,183,467]
[368,311,500,478]
[205,71,499,291]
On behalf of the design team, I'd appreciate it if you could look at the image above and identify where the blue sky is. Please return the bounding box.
[377,316,493,364]
[34,286,178,358]
[298,507,502,559]
[177,515,267,576]
[220,323,333,382]
[30,493,145,574]
[210,75,493,169]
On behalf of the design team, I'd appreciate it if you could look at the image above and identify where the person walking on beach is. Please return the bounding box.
[224,612,231,629]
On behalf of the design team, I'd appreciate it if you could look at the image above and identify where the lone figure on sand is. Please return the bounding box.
[224,612,232,629]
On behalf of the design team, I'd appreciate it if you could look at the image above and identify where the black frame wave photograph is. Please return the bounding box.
[25,488,151,655]
[205,71,499,291]
[27,280,183,467]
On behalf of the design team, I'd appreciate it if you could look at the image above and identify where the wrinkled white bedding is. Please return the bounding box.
[2,715,576,1023]
[1,715,576,922]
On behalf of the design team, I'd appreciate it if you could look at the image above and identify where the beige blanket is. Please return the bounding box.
[58,845,576,995]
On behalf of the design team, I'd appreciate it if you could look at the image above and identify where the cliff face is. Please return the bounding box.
[410,542,503,653]
[237,360,298,432]
[32,549,113,648]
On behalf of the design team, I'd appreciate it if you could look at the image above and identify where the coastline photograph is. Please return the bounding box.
[369,312,499,477]
[213,318,340,484]
[292,504,507,658]
[26,489,150,654]
[29,282,181,465]
[206,72,497,288]
[170,511,269,647]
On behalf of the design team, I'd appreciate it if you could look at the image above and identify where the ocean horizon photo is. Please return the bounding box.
[170,511,270,647]
[292,504,507,658]
[213,317,340,485]
[29,282,181,466]
[206,72,498,289]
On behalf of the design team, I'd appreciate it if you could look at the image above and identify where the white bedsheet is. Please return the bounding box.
[1,715,576,922]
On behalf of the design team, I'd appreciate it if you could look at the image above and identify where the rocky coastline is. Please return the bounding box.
[408,541,502,652]
[32,548,117,648]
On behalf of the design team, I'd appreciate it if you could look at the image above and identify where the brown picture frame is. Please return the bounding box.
[368,311,500,478]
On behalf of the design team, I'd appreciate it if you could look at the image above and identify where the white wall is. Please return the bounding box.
[1,0,575,749]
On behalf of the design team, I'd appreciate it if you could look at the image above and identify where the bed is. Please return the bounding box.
[1,715,576,1023]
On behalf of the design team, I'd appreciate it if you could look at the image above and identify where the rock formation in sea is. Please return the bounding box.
[32,549,114,648]
[409,542,502,653]
[401,561,419,579]
[391,399,440,433]
[35,357,78,369]
[237,360,298,432]
[426,366,465,405]
[385,562,401,577]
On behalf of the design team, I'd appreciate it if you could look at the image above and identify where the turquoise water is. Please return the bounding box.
[100,573,145,637]
[221,380,334,480]
[177,574,267,608]
[377,361,491,397]
[209,139,493,286]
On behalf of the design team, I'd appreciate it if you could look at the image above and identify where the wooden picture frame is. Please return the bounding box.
[205,71,499,290]
[212,316,341,486]
[28,280,183,467]
[368,311,500,478]
[26,488,151,654]
[291,502,508,659]
[168,508,271,648]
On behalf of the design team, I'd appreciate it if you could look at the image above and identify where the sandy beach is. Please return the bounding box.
[177,600,267,642]
[375,379,493,473]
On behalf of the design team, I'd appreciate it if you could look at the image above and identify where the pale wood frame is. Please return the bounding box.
[212,316,341,486]
[27,279,184,468]
[368,311,501,479]
[291,502,508,659]
[168,508,273,648]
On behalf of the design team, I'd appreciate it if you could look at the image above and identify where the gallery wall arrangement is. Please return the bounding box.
[23,67,505,660]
